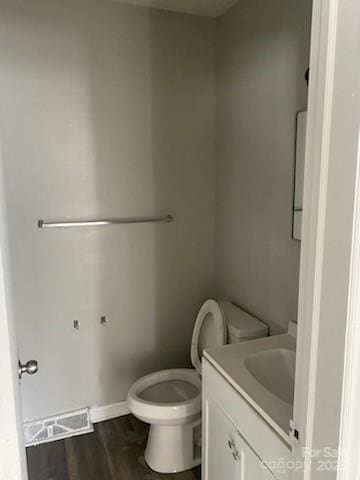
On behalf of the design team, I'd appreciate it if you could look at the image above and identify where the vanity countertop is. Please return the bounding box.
[204,333,296,444]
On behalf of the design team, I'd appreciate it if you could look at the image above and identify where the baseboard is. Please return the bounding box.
[89,401,129,423]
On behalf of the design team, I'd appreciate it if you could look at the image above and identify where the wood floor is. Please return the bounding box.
[26,415,201,480]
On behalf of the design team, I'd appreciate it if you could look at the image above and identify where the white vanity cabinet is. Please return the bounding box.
[202,357,292,480]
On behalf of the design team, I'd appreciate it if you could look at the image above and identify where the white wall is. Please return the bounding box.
[0,0,216,421]
[215,0,312,333]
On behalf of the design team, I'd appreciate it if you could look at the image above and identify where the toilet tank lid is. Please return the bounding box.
[220,301,268,338]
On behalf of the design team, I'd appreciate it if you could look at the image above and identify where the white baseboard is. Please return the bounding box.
[89,401,129,424]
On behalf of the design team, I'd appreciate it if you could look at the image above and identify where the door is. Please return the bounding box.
[203,396,243,479]
[0,158,28,480]
[235,432,278,480]
[203,395,276,480]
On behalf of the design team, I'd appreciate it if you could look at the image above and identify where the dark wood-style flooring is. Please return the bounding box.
[27,415,201,480]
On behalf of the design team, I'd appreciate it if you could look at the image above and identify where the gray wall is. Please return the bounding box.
[215,0,312,333]
[0,0,312,422]
[0,0,216,421]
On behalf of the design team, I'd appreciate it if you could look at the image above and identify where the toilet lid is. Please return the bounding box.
[191,299,227,373]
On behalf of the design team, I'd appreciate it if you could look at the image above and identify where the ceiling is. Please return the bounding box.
[112,0,238,17]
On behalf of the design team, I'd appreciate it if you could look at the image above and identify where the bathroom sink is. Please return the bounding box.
[244,348,295,404]
[204,328,297,441]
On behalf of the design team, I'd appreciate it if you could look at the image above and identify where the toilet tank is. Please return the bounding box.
[219,301,269,344]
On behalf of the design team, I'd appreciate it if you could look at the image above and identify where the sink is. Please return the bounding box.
[204,329,297,441]
[244,348,296,405]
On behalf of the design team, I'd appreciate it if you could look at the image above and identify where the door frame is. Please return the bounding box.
[292,0,360,478]
[0,0,359,479]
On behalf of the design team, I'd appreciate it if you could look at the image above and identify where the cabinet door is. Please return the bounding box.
[235,430,277,480]
[203,395,278,480]
[203,397,243,480]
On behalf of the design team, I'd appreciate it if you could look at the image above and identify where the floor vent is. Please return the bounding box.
[24,408,94,446]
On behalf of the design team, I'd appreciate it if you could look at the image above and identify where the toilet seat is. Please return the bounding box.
[127,369,201,425]
[190,299,227,373]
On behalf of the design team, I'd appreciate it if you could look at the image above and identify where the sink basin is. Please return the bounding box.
[244,348,296,405]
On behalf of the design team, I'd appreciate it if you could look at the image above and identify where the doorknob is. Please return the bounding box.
[18,360,38,378]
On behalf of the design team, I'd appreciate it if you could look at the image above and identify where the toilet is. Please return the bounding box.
[127,299,268,474]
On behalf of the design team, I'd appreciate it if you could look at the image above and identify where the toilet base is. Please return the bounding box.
[144,417,202,474]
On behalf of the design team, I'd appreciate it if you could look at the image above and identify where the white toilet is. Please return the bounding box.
[127,299,268,474]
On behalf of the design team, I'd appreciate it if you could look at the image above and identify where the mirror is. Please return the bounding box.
[293,110,307,240]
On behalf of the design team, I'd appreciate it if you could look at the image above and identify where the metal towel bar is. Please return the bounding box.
[38,214,174,229]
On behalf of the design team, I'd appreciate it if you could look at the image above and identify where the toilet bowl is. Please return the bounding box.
[127,299,268,474]
[128,369,201,425]
[128,369,202,473]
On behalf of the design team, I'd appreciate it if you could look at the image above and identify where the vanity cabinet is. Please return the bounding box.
[202,358,291,480]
